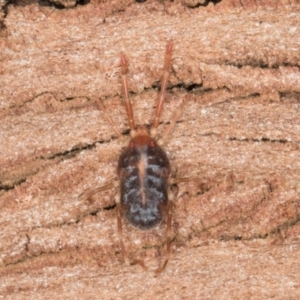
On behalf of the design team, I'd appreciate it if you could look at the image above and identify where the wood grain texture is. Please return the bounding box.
[1,0,300,298]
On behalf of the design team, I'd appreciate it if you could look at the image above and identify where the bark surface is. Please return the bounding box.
[1,0,300,298]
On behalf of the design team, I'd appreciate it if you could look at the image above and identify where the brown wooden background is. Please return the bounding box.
[1,0,300,298]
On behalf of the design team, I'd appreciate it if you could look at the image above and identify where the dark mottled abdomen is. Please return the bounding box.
[117,137,170,230]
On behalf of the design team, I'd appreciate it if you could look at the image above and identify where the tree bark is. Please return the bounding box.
[1,0,300,298]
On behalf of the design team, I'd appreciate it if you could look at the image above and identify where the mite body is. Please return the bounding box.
[83,41,186,274]
[118,134,170,230]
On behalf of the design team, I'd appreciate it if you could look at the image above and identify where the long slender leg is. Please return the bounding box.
[168,177,203,185]
[115,192,147,270]
[158,97,187,146]
[154,188,175,275]
[79,180,119,202]
[120,53,136,134]
[115,192,130,265]
[96,99,123,138]
[154,178,203,274]
[151,41,173,138]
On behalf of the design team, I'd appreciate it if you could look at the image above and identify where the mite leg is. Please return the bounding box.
[115,192,147,270]
[168,177,203,185]
[154,188,176,275]
[158,96,187,146]
[115,192,130,265]
[96,100,122,138]
[115,193,147,270]
[151,41,173,138]
[155,178,202,274]
[120,53,136,135]
[79,180,119,202]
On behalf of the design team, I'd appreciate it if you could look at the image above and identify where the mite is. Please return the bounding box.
[81,41,186,274]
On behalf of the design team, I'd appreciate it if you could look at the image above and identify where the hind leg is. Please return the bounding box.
[154,187,176,275]
[115,192,147,270]
[115,192,130,265]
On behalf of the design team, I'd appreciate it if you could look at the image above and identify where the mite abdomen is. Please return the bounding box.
[117,136,170,229]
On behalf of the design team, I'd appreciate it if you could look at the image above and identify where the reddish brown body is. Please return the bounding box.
[81,41,185,274]
[117,136,170,229]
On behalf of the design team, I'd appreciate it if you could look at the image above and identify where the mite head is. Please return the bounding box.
[129,135,157,150]
[129,127,157,148]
